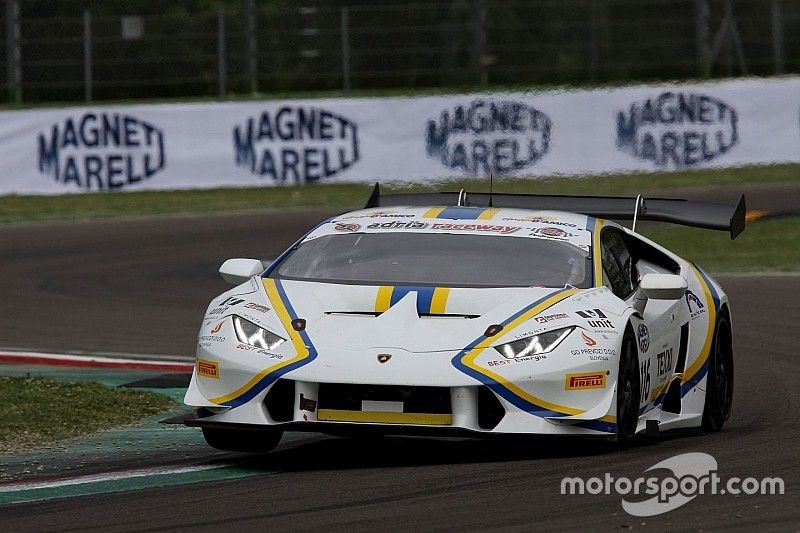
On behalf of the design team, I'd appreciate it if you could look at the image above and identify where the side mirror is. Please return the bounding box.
[640,273,688,301]
[219,258,265,285]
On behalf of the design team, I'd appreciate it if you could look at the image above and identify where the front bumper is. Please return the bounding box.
[185,376,618,436]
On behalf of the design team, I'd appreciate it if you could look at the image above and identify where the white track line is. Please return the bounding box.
[0,464,223,493]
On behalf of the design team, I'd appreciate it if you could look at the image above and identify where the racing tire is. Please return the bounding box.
[702,311,734,431]
[201,427,283,453]
[615,328,640,443]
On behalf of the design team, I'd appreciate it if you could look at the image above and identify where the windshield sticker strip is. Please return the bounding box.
[451,288,617,432]
[434,206,486,220]
[477,208,499,220]
[209,279,317,407]
[422,206,446,218]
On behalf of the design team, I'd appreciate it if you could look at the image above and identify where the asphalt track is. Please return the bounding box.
[1,187,799,530]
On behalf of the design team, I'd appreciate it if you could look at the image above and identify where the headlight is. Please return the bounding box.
[233,316,286,350]
[494,327,573,359]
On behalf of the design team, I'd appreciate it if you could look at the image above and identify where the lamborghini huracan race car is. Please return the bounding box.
[184,186,745,452]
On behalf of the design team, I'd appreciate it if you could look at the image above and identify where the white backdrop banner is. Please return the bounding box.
[1,76,799,195]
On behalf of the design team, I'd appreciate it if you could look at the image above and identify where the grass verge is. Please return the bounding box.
[640,216,800,273]
[0,376,177,453]
[1,163,799,224]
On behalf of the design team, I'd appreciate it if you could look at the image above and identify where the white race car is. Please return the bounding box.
[184,186,745,451]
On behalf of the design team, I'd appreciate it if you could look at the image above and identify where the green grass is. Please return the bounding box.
[0,376,177,453]
[640,216,800,273]
[2,163,799,224]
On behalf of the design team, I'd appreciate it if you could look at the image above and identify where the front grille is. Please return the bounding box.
[318,383,451,413]
[317,383,452,425]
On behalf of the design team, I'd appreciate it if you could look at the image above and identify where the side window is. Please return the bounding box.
[601,229,635,299]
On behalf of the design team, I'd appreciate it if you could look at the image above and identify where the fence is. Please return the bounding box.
[2,0,799,105]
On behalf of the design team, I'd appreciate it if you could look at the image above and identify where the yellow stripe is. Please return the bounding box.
[375,286,394,313]
[421,206,446,218]
[209,279,309,405]
[460,288,614,422]
[318,409,453,425]
[592,218,605,287]
[477,207,499,220]
[681,265,717,384]
[430,287,451,314]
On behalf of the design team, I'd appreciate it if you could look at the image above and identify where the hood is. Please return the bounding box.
[276,280,583,353]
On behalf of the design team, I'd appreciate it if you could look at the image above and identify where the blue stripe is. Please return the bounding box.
[221,279,318,408]
[450,288,616,433]
[679,264,719,399]
[450,289,614,428]
[437,206,484,220]
[389,286,436,314]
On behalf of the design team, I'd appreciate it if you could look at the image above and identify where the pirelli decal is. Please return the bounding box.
[197,359,220,379]
[565,371,606,390]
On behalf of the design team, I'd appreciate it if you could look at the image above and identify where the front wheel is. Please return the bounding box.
[202,427,283,453]
[702,312,734,431]
[616,328,641,443]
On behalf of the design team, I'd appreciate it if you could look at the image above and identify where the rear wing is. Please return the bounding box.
[364,183,746,239]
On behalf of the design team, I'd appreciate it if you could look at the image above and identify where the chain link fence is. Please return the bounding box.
[2,0,798,105]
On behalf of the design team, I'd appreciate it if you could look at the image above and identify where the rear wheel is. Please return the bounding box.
[616,329,640,443]
[201,427,283,453]
[702,312,734,431]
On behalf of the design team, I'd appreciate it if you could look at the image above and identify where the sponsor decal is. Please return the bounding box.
[210,321,224,334]
[570,347,615,359]
[37,112,166,190]
[334,222,361,232]
[581,331,597,346]
[685,289,706,319]
[342,212,415,219]
[565,371,607,390]
[208,307,226,316]
[640,359,651,403]
[487,353,547,366]
[657,347,674,376]
[616,91,738,168]
[530,227,577,239]
[197,359,220,379]
[533,312,569,324]
[425,99,551,174]
[220,296,245,306]
[244,302,269,313]
[576,309,607,319]
[198,335,225,343]
[576,309,613,328]
[256,349,284,360]
[502,216,578,227]
[236,343,258,351]
[364,220,519,234]
[299,393,317,412]
[637,323,650,353]
[233,106,359,182]
[377,353,392,364]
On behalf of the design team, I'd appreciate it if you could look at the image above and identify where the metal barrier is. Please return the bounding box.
[2,0,798,104]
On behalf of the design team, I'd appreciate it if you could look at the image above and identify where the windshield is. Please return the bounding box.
[272,232,592,288]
